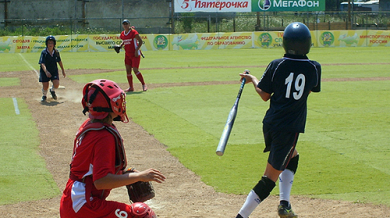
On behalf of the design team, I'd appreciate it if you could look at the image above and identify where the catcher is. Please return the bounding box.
[60,79,165,218]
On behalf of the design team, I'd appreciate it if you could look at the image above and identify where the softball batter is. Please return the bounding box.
[235,22,321,218]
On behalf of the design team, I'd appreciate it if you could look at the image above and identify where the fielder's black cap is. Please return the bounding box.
[122,19,130,24]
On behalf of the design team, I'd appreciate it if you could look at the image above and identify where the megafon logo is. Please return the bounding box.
[258,0,271,10]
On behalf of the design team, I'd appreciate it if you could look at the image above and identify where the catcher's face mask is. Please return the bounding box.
[82,79,129,123]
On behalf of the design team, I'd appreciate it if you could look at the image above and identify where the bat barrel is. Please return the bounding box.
[216,131,230,156]
[215,73,248,156]
[216,150,224,156]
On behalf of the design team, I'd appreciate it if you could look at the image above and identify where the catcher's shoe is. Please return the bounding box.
[50,89,57,100]
[142,84,148,91]
[278,204,298,218]
[41,96,47,102]
[125,87,134,92]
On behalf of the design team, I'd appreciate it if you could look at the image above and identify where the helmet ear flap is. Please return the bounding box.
[81,84,112,118]
[82,86,90,115]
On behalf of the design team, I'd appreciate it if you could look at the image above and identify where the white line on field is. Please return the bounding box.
[12,97,20,115]
[18,53,39,80]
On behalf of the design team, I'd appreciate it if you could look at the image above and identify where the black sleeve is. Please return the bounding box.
[311,61,321,92]
[38,51,45,64]
[257,62,274,94]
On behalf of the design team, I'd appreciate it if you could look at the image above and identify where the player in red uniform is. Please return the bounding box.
[60,79,165,218]
[118,19,147,92]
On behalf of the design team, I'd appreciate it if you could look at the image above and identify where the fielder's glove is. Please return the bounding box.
[114,45,122,53]
[123,168,156,203]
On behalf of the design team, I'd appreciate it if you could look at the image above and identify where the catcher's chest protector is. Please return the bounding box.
[74,120,127,173]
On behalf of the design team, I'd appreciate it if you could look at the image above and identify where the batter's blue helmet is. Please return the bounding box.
[283,22,311,55]
[45,35,56,46]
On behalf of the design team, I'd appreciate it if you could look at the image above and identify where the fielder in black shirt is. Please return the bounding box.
[236,22,321,218]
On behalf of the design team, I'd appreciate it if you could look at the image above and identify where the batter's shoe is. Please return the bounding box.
[41,96,47,102]
[278,204,298,218]
[125,87,134,92]
[50,89,57,100]
[142,84,148,91]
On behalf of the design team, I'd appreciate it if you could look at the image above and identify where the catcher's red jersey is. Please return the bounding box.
[60,119,130,218]
[120,29,141,56]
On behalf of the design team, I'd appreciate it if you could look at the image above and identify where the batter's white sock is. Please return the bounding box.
[279,169,295,204]
[237,190,261,218]
[51,85,56,92]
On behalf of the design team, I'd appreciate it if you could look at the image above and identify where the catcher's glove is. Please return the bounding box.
[114,45,121,53]
[124,168,155,203]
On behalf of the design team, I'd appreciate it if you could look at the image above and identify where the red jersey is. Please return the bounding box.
[60,119,127,216]
[120,29,141,56]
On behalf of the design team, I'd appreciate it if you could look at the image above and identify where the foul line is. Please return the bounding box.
[12,97,20,115]
[18,53,39,80]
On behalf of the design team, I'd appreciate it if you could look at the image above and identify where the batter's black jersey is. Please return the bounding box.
[258,54,321,133]
[39,48,61,74]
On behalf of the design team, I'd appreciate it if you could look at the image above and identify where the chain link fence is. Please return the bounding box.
[1,11,390,36]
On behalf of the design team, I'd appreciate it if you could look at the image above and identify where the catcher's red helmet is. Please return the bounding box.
[81,79,129,123]
[131,202,157,218]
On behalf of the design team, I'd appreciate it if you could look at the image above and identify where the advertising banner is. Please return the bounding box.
[174,0,325,13]
[0,35,90,53]
[55,35,89,52]
[174,0,251,13]
[88,34,121,52]
[253,31,283,48]
[316,30,390,47]
[170,32,253,50]
[143,34,170,51]
[1,30,389,53]
[253,0,325,12]
[0,36,45,53]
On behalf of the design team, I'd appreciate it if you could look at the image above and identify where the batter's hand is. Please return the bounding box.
[46,71,52,78]
[62,70,66,78]
[239,71,255,84]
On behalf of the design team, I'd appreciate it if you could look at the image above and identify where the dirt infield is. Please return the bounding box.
[0,69,389,217]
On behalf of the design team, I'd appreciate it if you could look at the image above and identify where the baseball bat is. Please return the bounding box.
[216,71,248,156]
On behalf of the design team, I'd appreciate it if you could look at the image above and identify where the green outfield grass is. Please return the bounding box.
[0,47,389,206]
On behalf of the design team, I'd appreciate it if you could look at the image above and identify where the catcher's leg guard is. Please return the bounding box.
[253,176,276,201]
